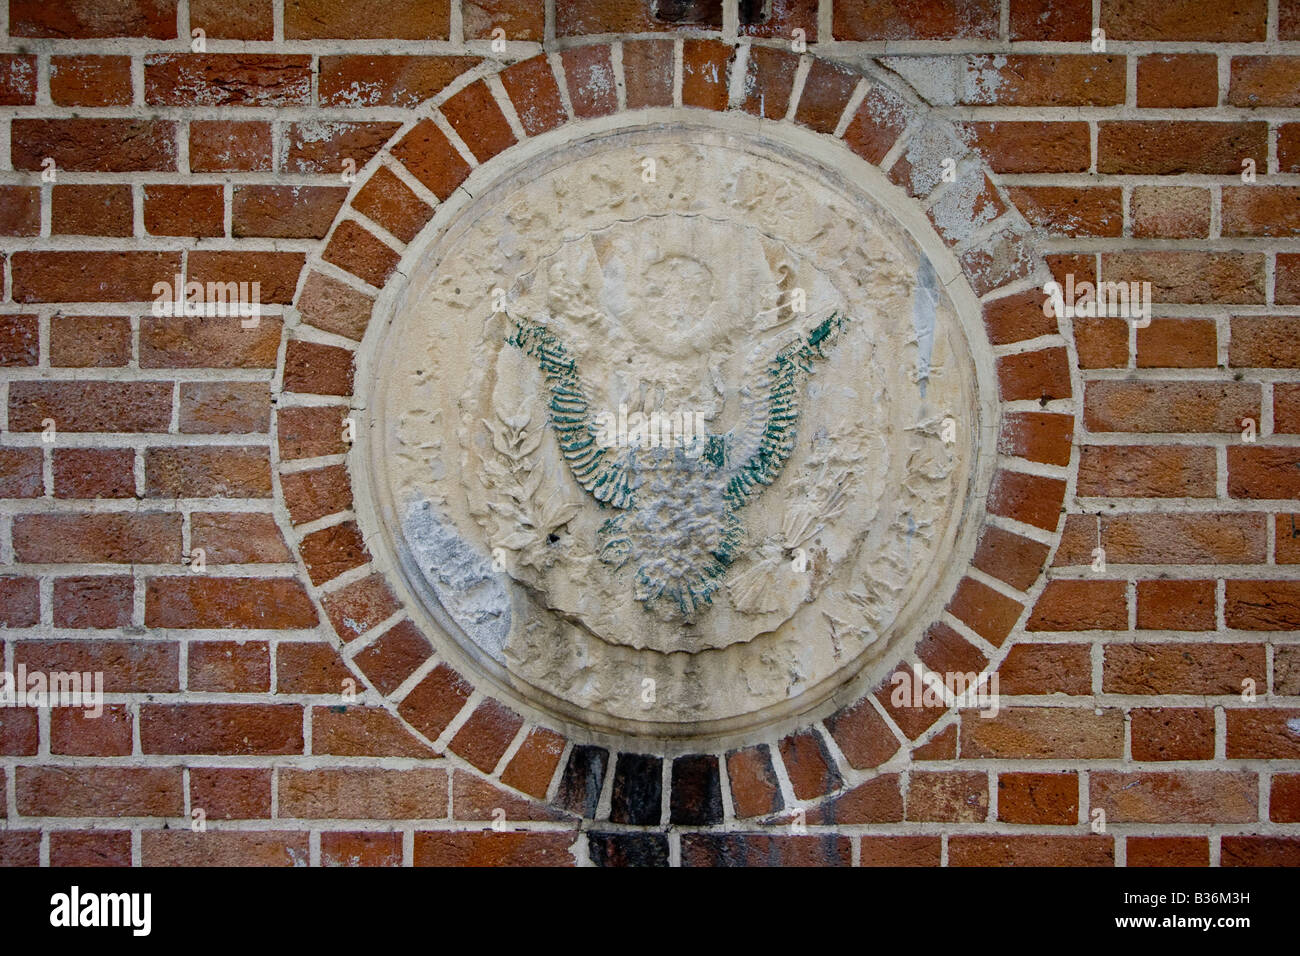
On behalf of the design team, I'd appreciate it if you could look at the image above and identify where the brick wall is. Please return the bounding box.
[0,0,1298,867]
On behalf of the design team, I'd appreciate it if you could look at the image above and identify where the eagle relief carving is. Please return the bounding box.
[372,132,979,731]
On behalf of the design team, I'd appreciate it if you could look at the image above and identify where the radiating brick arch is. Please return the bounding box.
[272,40,1077,830]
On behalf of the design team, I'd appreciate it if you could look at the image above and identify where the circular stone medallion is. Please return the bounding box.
[364,123,986,739]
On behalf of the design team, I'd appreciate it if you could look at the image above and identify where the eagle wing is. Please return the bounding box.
[721,311,847,511]
[505,316,635,509]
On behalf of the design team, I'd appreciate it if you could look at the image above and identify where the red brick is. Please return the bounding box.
[958,224,1037,295]
[987,469,1066,532]
[682,39,733,112]
[1100,121,1266,175]
[1101,0,1266,40]
[997,772,1078,824]
[1225,581,1300,630]
[0,577,40,628]
[453,771,563,822]
[296,272,374,342]
[414,831,576,866]
[725,744,783,818]
[946,576,1023,646]
[500,727,567,799]
[145,446,271,498]
[278,405,350,460]
[52,576,133,628]
[1092,771,1257,823]
[1127,836,1210,867]
[996,643,1091,695]
[320,570,398,643]
[778,730,842,800]
[1136,318,1217,369]
[825,696,901,769]
[284,0,449,39]
[971,524,1050,592]
[17,766,183,817]
[1276,515,1300,564]
[321,831,403,867]
[794,58,860,134]
[392,120,472,202]
[1229,446,1300,499]
[907,770,988,822]
[187,251,304,304]
[997,348,1071,404]
[319,54,477,108]
[398,664,474,741]
[1104,643,1265,694]
[0,710,38,754]
[190,0,273,39]
[949,834,1113,866]
[1271,775,1300,822]
[232,185,347,239]
[0,833,40,866]
[557,0,721,34]
[276,642,352,695]
[283,464,354,526]
[49,831,132,867]
[0,448,42,499]
[142,831,309,866]
[807,775,903,824]
[15,640,178,692]
[282,121,401,175]
[1078,445,1215,498]
[0,188,40,237]
[189,120,272,172]
[682,833,850,867]
[1028,579,1127,630]
[561,46,618,119]
[50,705,133,756]
[312,705,436,758]
[49,315,131,368]
[1137,54,1218,108]
[284,341,355,397]
[1008,186,1122,238]
[52,448,134,498]
[1222,186,1300,238]
[450,699,525,772]
[860,835,942,866]
[1132,186,1211,239]
[0,54,36,105]
[202,518,296,584]
[463,0,543,37]
[51,184,132,237]
[834,0,998,38]
[145,53,310,106]
[12,119,177,172]
[981,289,1055,347]
[440,81,516,163]
[280,768,448,819]
[11,0,178,38]
[1136,579,1216,630]
[1085,381,1259,433]
[739,0,817,37]
[351,167,432,245]
[501,56,568,137]
[965,121,1090,174]
[1104,512,1265,564]
[14,513,180,563]
[12,251,180,303]
[352,620,433,693]
[142,184,223,237]
[737,46,797,121]
[190,767,272,819]
[972,712,1123,764]
[1131,707,1215,760]
[623,40,675,110]
[189,641,271,692]
[142,703,303,754]
[179,382,270,435]
[145,576,318,629]
[299,521,369,585]
[1281,254,1300,304]
[1227,56,1300,108]
[322,221,400,289]
[140,315,282,369]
